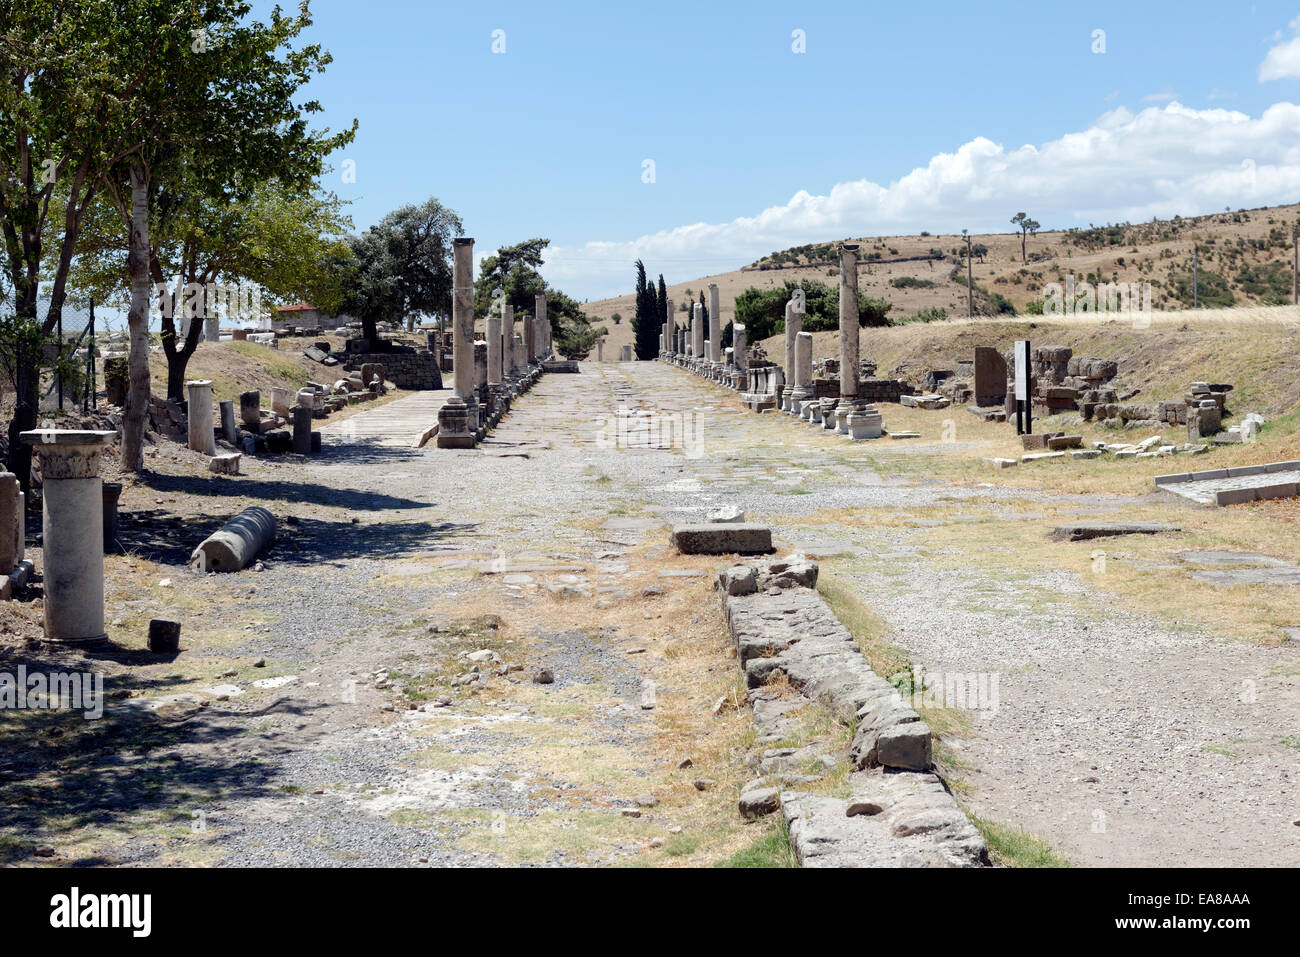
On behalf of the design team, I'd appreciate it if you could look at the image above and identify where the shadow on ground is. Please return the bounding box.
[0,643,321,866]
[113,510,480,567]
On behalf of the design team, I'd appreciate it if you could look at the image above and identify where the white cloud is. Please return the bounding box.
[1260,20,1300,81]
[1142,91,1178,102]
[544,101,1300,300]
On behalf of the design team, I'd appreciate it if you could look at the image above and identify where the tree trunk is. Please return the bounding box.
[5,356,38,491]
[1021,232,1027,263]
[120,163,153,472]
[163,309,204,404]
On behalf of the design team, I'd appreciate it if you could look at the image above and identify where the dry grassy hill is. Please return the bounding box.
[584,202,1300,356]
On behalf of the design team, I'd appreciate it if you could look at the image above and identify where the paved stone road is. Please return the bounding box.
[592,361,1300,867]
[37,360,1294,867]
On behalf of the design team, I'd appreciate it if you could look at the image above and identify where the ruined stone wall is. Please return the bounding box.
[343,351,442,390]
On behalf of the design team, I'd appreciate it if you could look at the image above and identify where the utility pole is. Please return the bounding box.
[964,229,974,318]
[1293,224,1298,305]
[1193,245,1199,310]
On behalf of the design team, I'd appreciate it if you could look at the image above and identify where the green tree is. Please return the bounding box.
[734,278,890,341]
[0,0,355,475]
[631,259,658,359]
[469,238,595,358]
[1011,213,1040,263]
[65,173,352,401]
[328,197,463,348]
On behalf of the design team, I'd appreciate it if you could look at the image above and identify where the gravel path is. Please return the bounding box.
[8,361,1296,867]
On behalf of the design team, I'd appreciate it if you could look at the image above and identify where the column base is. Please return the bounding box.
[436,399,476,448]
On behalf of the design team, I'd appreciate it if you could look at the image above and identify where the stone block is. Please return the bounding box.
[208,453,241,475]
[147,619,181,653]
[718,564,759,596]
[1216,487,1258,506]
[671,524,773,555]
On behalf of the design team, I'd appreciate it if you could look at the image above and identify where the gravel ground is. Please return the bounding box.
[7,360,1296,867]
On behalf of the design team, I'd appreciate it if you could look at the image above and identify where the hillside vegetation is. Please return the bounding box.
[584,201,1300,356]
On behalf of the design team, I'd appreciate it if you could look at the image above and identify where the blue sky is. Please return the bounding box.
[277,0,1300,299]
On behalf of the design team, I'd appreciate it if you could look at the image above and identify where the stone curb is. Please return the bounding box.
[718,560,988,868]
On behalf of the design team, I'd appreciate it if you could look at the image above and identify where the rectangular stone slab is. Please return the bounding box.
[1049,521,1180,542]
[671,523,773,555]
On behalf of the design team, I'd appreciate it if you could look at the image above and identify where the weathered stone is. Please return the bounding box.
[973,347,1008,407]
[767,554,819,589]
[208,453,242,475]
[739,785,781,820]
[148,619,181,653]
[1049,521,1180,542]
[190,506,276,572]
[718,564,759,596]
[19,430,116,643]
[671,523,772,555]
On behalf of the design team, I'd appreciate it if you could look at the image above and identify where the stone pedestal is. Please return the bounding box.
[821,398,839,430]
[271,387,292,418]
[204,317,220,342]
[597,340,604,361]
[845,404,884,440]
[186,380,216,456]
[20,430,116,644]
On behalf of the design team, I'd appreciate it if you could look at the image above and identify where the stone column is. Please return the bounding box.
[487,317,503,385]
[240,390,261,430]
[474,340,487,400]
[20,430,116,643]
[535,295,548,359]
[204,317,220,343]
[292,406,312,454]
[186,380,216,456]
[437,236,477,448]
[783,299,803,412]
[597,340,604,361]
[524,311,537,363]
[501,305,514,378]
[839,243,861,401]
[219,400,237,443]
[708,283,721,363]
[792,331,814,414]
[734,324,748,373]
[0,471,18,574]
[692,303,705,361]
